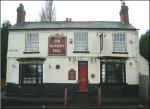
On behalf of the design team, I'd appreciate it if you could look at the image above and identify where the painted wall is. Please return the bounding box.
[43,57,100,84]
[6,29,149,85]
[7,29,139,58]
[6,58,19,84]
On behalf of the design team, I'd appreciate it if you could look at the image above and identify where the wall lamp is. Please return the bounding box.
[12,64,15,69]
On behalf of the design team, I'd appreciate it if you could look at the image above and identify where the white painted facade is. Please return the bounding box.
[6,29,149,85]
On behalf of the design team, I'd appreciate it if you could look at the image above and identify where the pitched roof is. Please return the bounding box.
[9,21,137,30]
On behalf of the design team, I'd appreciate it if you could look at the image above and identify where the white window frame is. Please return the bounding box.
[25,33,39,52]
[112,33,127,52]
[74,32,88,51]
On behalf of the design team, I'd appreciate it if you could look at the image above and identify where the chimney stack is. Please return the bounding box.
[17,4,26,24]
[120,2,129,24]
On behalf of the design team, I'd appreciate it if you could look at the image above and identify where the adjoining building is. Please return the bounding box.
[6,2,149,96]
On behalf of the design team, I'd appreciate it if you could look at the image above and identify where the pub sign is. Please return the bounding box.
[48,34,66,55]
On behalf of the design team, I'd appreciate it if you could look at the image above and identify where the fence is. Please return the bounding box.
[139,73,149,104]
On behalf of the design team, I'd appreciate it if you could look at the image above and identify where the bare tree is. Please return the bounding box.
[39,0,56,22]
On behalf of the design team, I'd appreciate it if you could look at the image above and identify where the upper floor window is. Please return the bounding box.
[112,33,127,52]
[74,32,88,51]
[25,33,39,52]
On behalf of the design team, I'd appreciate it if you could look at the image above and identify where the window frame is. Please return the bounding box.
[100,60,126,84]
[19,63,43,85]
[112,33,127,53]
[24,33,39,53]
[74,32,88,52]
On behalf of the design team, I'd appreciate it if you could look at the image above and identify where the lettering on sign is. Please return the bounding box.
[48,34,66,55]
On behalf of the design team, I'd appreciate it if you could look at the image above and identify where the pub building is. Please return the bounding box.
[6,2,149,97]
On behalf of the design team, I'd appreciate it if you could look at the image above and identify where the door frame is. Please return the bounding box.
[78,61,88,92]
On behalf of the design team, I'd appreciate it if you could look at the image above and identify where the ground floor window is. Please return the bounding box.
[100,58,126,84]
[18,59,44,84]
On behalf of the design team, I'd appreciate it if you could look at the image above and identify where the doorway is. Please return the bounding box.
[78,61,88,92]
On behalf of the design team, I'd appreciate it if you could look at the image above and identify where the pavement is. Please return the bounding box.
[1,91,149,109]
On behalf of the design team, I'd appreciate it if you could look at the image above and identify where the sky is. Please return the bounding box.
[1,1,149,37]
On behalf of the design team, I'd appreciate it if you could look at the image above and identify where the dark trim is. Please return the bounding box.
[98,56,128,59]
[99,82,127,85]
[105,61,108,83]
[99,33,103,54]
[100,63,102,83]
[23,52,40,54]
[19,64,22,84]
[5,82,139,98]
[112,52,128,54]
[124,63,126,83]
[17,58,46,61]
[73,51,90,53]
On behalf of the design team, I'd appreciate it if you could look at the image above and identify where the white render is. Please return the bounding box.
[6,29,149,85]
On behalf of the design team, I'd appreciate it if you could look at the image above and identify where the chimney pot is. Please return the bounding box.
[69,18,72,21]
[66,18,68,21]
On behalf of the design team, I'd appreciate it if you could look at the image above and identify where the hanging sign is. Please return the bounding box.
[48,34,66,55]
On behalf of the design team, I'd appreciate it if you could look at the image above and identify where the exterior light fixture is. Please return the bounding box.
[129,40,133,44]
[49,65,51,69]
[69,38,73,43]
[129,62,133,66]
[12,64,15,69]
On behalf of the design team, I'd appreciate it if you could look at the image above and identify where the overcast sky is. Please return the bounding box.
[1,1,149,37]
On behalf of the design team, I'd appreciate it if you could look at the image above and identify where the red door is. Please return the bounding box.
[78,61,88,92]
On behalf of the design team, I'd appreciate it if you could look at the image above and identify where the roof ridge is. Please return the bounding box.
[10,21,137,30]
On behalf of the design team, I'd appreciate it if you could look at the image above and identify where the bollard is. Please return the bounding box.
[64,88,68,106]
[97,87,101,106]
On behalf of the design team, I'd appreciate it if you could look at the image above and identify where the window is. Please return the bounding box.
[20,63,43,84]
[100,60,126,84]
[25,33,39,52]
[112,33,127,52]
[56,65,60,69]
[74,32,88,51]
[102,64,106,82]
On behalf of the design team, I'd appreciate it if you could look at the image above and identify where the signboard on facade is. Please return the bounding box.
[48,34,66,55]
[68,69,76,80]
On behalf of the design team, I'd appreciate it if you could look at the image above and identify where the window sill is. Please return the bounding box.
[112,52,128,54]
[23,51,40,54]
[73,51,90,53]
